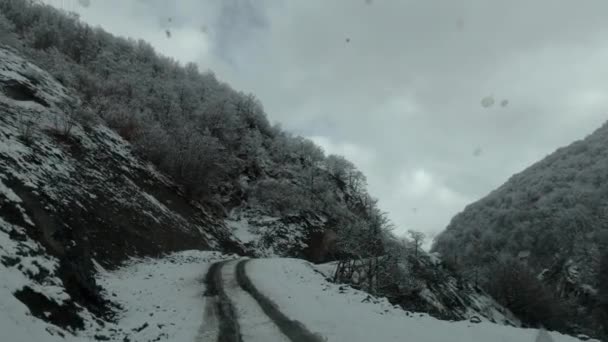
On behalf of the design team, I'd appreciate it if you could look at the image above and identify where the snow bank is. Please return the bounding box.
[92,250,234,341]
[225,218,258,244]
[315,255,521,326]
[0,249,235,342]
[0,219,79,342]
[247,258,593,342]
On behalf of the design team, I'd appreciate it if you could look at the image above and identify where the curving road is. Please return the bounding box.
[200,259,323,342]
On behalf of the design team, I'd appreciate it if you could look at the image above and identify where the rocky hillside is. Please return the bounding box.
[433,122,608,338]
[0,45,245,329]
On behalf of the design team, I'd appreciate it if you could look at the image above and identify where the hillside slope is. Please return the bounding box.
[433,122,608,338]
[249,258,586,342]
[0,45,245,329]
[315,250,521,326]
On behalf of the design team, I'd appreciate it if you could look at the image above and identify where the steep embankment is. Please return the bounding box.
[0,45,243,331]
[316,250,521,327]
[247,258,587,342]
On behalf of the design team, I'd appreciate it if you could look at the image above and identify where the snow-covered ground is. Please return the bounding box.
[0,250,235,342]
[246,258,594,342]
[0,217,78,342]
[93,251,234,342]
[1,250,598,342]
[225,218,259,244]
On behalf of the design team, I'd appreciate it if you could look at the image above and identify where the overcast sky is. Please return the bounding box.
[46,0,608,244]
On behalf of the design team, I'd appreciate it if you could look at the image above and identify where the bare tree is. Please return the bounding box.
[53,96,81,137]
[54,107,77,136]
[408,230,426,258]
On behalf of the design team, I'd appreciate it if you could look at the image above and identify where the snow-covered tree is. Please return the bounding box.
[0,1,402,299]
[0,12,19,48]
[408,230,425,258]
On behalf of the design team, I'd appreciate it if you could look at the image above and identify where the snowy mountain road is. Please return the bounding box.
[201,261,242,342]
[201,259,323,342]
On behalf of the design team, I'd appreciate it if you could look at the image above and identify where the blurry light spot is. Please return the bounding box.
[501,99,509,107]
[481,96,495,108]
[165,30,172,38]
[77,0,91,8]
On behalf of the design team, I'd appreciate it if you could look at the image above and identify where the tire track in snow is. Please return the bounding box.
[222,260,290,342]
[202,261,243,342]
[235,259,324,342]
[198,292,220,341]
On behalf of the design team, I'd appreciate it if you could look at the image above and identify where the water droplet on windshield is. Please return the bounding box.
[481,96,495,108]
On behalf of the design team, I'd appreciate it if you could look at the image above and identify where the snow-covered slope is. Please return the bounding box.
[0,45,244,335]
[247,258,591,342]
[1,250,235,342]
[225,205,524,329]
[433,121,608,337]
[316,251,521,327]
[226,207,328,259]
[224,204,523,329]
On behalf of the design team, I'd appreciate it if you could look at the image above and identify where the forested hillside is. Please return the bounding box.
[0,0,393,259]
[433,122,608,339]
[0,0,404,324]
